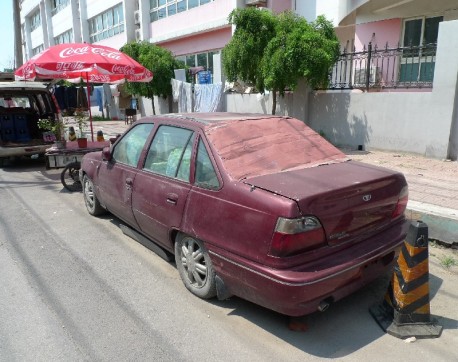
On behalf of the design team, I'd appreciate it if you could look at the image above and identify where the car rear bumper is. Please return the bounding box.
[0,145,49,158]
[209,219,409,316]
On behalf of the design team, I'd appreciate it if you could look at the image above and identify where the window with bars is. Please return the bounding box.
[89,3,125,43]
[54,29,73,44]
[50,0,70,16]
[400,16,443,83]
[150,0,213,22]
[30,10,41,31]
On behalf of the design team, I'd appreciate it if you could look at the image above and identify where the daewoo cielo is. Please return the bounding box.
[79,113,409,316]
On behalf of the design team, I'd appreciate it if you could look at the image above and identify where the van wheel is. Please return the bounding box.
[175,234,216,299]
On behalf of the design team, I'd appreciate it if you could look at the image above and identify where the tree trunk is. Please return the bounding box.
[271,90,277,115]
[168,94,173,113]
[151,96,156,115]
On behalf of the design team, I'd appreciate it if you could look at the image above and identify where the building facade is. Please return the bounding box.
[19,0,293,78]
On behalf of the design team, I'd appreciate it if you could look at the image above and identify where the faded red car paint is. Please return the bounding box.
[80,113,409,316]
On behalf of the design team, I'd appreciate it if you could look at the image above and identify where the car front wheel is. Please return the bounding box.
[175,234,216,299]
[82,174,105,216]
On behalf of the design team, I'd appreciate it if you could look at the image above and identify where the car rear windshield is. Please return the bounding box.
[204,117,348,180]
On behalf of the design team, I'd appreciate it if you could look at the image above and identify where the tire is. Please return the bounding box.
[61,162,82,192]
[82,174,105,216]
[175,234,216,299]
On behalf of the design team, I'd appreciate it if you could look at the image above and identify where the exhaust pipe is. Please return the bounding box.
[318,299,331,312]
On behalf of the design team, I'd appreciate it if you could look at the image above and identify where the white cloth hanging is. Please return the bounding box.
[194,83,223,112]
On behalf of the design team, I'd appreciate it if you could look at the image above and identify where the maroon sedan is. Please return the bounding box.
[80,113,409,316]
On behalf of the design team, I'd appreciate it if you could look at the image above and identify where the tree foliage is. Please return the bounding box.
[222,9,340,114]
[120,41,184,115]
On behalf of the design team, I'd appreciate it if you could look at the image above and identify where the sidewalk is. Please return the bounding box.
[86,120,458,246]
[349,149,458,247]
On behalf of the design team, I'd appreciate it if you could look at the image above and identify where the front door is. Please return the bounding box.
[97,123,154,227]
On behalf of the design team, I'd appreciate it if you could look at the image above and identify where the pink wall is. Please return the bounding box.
[159,28,232,56]
[354,19,403,89]
[355,18,402,51]
[269,0,292,13]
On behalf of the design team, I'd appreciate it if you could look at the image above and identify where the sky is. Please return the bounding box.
[1,1,15,70]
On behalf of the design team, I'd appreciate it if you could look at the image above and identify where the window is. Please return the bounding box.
[112,124,154,167]
[89,4,125,43]
[144,126,194,181]
[150,0,214,22]
[400,16,442,83]
[177,50,219,83]
[54,29,73,45]
[32,44,44,55]
[30,10,41,31]
[51,0,70,15]
[195,139,220,190]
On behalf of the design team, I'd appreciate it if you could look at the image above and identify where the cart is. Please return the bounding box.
[45,141,110,192]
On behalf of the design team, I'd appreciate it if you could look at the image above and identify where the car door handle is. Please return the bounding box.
[166,193,178,205]
[125,178,133,189]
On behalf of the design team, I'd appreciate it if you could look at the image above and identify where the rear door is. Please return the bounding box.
[96,123,154,227]
[132,125,194,247]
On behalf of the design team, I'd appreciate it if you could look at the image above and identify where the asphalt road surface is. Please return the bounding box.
[1,157,457,362]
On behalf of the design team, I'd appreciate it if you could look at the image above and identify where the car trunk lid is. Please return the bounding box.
[244,160,407,246]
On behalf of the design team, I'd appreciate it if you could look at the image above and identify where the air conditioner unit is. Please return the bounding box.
[135,29,142,41]
[245,0,267,5]
[353,66,380,86]
[134,10,141,25]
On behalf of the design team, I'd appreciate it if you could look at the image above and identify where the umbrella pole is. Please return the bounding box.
[86,72,94,141]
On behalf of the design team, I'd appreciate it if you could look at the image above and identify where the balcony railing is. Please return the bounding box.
[324,42,438,91]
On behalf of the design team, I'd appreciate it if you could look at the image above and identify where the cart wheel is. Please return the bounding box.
[61,161,82,192]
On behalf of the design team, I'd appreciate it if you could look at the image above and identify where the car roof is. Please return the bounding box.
[140,112,283,127]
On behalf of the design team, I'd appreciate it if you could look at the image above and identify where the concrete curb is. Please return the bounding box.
[406,201,458,248]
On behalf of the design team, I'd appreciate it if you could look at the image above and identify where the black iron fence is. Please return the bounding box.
[325,42,438,91]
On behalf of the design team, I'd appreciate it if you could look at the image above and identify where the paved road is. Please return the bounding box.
[1,158,457,361]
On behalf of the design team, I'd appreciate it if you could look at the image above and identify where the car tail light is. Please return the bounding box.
[392,186,409,219]
[269,216,326,257]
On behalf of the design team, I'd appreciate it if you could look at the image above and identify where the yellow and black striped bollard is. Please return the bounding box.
[370,221,442,339]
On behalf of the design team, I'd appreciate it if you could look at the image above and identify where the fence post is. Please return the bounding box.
[366,42,372,91]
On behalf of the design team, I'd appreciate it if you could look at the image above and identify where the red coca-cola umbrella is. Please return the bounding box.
[15,43,153,139]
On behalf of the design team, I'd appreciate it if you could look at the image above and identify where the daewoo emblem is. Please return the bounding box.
[362,194,372,202]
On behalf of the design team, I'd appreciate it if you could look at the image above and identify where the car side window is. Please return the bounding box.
[112,123,154,167]
[195,139,220,190]
[144,125,194,182]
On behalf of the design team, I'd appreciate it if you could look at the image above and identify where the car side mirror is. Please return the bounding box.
[102,146,112,161]
[109,134,121,144]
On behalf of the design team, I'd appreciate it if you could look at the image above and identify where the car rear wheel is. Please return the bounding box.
[175,234,216,299]
[82,174,105,216]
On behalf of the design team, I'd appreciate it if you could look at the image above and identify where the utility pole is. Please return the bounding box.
[13,0,23,68]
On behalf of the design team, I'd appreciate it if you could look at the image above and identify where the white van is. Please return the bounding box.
[0,81,62,165]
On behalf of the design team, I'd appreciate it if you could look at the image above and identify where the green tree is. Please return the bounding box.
[223,9,340,115]
[120,41,184,115]
[222,7,276,94]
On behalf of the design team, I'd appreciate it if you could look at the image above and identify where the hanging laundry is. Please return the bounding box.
[194,83,223,112]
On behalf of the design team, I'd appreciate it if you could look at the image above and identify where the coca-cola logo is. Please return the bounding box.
[59,46,121,60]
[111,64,135,75]
[56,62,85,71]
